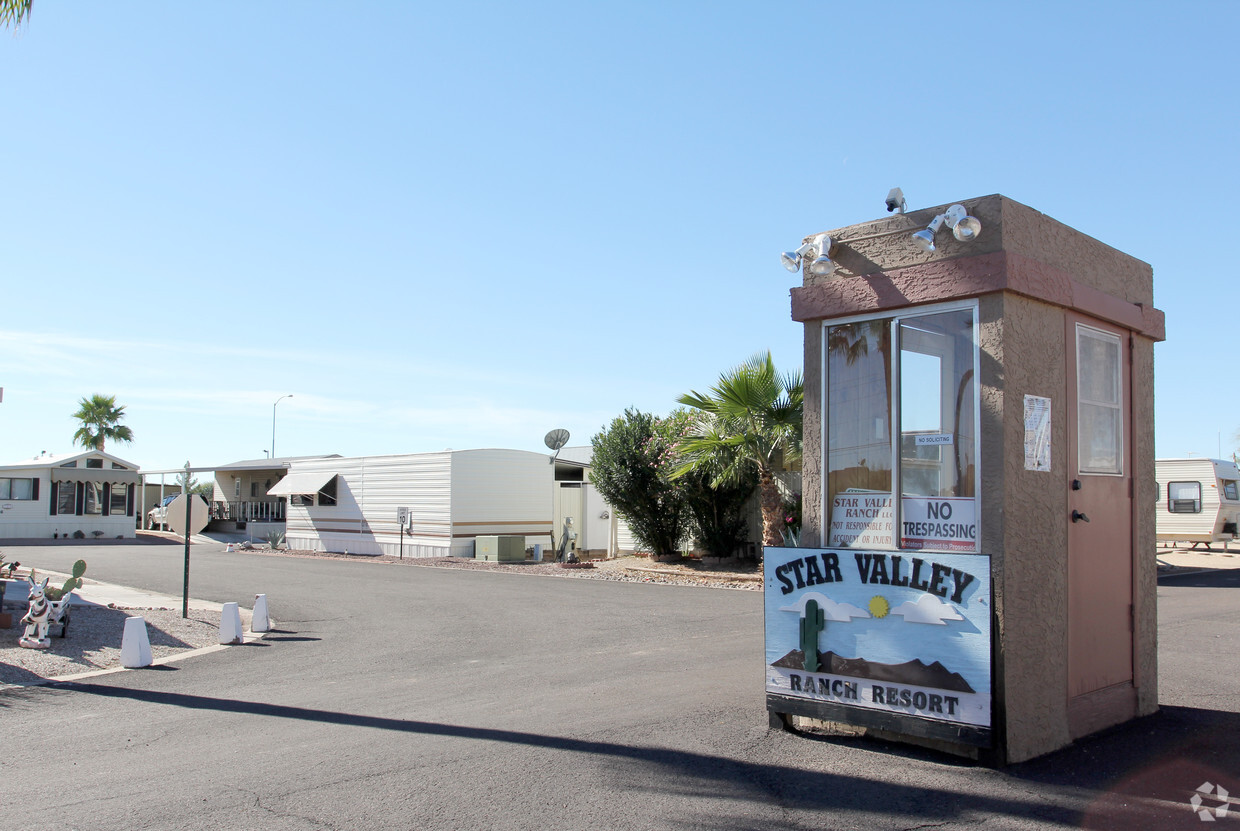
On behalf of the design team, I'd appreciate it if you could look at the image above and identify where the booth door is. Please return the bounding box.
[1066,316,1134,718]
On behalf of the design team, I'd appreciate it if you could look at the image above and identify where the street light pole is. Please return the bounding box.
[272,394,293,459]
[182,460,191,619]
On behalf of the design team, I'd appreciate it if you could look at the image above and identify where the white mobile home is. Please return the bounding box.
[0,450,142,540]
[1155,458,1240,547]
[277,449,557,558]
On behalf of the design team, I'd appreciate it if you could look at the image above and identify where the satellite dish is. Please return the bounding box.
[544,429,570,452]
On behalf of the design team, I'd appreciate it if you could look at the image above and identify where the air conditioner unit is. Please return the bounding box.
[475,535,526,562]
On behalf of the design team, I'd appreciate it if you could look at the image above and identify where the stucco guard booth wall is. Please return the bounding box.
[767,194,1164,764]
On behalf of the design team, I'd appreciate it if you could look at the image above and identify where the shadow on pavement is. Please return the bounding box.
[44,682,1239,829]
[1158,568,1240,588]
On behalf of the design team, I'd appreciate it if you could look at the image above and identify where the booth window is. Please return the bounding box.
[1223,480,1239,502]
[1167,481,1202,513]
[1076,325,1123,475]
[825,303,979,552]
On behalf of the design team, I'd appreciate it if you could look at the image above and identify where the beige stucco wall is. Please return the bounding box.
[792,194,1160,763]
[1132,334,1159,717]
[986,292,1072,761]
[801,320,823,548]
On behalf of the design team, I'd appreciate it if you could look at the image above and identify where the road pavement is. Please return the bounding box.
[2,539,1237,830]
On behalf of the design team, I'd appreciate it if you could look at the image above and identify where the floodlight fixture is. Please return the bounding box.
[912,214,947,253]
[807,235,837,277]
[944,203,982,242]
[780,240,817,273]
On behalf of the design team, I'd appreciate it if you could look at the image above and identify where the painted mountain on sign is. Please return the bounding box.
[771,650,975,693]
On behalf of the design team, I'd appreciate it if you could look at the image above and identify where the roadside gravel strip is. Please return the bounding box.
[0,607,222,686]
[0,553,759,686]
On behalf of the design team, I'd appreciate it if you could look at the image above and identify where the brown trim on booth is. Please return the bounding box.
[790,251,1165,342]
[1067,682,1137,740]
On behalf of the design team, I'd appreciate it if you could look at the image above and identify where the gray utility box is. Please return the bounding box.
[475,535,526,562]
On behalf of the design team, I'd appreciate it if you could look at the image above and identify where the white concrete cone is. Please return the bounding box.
[252,594,271,633]
[219,602,243,645]
[120,616,153,668]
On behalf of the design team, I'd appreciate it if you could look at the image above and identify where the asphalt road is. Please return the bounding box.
[3,541,1237,830]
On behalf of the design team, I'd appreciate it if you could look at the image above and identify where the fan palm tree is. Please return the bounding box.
[1,0,32,31]
[675,352,803,548]
[72,394,135,452]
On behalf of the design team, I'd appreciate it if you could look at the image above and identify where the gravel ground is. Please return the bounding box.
[0,553,759,686]
[252,549,765,590]
[0,605,222,686]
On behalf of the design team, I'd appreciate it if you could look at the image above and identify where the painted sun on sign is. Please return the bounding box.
[764,547,991,728]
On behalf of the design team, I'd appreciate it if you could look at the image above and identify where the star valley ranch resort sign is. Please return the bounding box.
[764,546,991,744]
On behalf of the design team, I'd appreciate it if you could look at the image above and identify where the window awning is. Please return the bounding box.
[268,470,337,496]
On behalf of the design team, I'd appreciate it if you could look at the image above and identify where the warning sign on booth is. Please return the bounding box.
[829,492,977,552]
[900,496,977,552]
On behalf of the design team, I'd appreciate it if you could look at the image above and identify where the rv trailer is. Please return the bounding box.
[1155,458,1240,548]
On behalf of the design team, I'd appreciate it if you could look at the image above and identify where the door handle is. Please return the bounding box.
[1072,510,1090,523]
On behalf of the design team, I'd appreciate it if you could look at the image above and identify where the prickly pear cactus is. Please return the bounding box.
[800,598,826,673]
[59,559,87,597]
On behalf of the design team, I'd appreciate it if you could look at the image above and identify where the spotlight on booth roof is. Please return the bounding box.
[780,234,836,277]
[912,204,982,252]
[780,189,983,273]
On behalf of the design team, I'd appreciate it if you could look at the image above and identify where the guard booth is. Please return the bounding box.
[765,194,1164,764]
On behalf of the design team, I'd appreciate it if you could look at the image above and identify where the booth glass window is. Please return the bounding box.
[1076,325,1123,475]
[1223,479,1239,502]
[825,302,979,552]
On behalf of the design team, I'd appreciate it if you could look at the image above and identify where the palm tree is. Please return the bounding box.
[1,0,32,31]
[72,394,135,452]
[675,352,803,548]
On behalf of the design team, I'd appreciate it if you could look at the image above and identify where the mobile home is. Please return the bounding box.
[0,450,141,540]
[1155,458,1240,547]
[277,449,558,558]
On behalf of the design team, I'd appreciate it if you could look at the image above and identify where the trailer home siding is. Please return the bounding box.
[449,450,553,556]
[283,449,553,558]
[284,452,452,557]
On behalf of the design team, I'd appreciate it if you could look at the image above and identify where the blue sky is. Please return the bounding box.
[2,2,1237,471]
